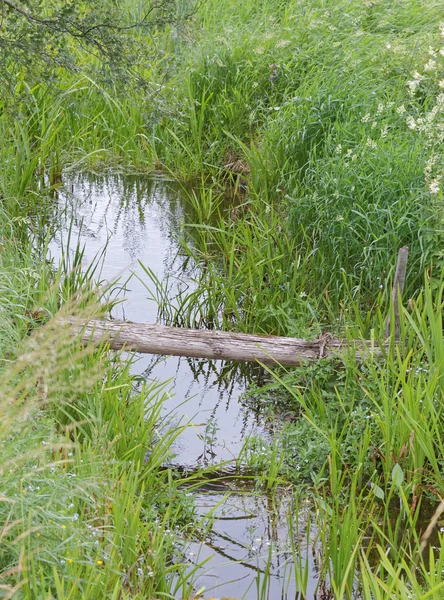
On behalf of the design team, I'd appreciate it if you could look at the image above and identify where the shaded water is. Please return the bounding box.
[48,174,316,599]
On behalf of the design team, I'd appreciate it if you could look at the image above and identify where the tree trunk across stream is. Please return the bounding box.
[65,317,381,366]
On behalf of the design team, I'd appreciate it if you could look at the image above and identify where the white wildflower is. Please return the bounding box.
[429,179,441,194]
[381,125,388,138]
[386,43,391,50]
[366,138,377,149]
[428,46,437,57]
[377,103,384,115]
[361,113,370,123]
[439,80,444,89]
[336,144,342,153]
[407,80,420,95]
[424,59,436,72]
[406,116,417,130]
[424,155,436,177]
[413,71,423,80]
[397,105,406,115]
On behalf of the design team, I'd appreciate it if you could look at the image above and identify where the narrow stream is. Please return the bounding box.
[48,174,317,599]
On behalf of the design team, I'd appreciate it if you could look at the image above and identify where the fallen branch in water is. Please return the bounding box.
[63,318,382,366]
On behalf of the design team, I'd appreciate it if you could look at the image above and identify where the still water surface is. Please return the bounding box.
[49,174,316,599]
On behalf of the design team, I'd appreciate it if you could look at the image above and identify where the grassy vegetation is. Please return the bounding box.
[1,0,443,597]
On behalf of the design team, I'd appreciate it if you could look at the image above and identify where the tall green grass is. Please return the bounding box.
[0,218,213,598]
[1,0,444,597]
[242,277,444,598]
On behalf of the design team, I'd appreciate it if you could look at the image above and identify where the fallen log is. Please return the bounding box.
[64,318,382,366]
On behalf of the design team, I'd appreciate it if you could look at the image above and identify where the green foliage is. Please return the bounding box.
[0,0,189,94]
[1,0,444,597]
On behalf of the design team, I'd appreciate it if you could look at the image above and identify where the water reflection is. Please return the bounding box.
[48,173,264,466]
[47,174,314,599]
[188,491,319,599]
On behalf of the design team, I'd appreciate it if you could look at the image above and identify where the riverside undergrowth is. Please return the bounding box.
[1,0,444,598]
[0,214,217,598]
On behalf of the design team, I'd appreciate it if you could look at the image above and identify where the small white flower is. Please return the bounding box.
[406,116,416,130]
[429,180,441,195]
[336,144,342,153]
[407,80,420,95]
[439,80,444,89]
[424,59,436,72]
[366,138,377,149]
[396,105,406,115]
[413,71,423,80]
[361,113,370,123]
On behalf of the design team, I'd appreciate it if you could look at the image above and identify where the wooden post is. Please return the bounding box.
[385,246,408,339]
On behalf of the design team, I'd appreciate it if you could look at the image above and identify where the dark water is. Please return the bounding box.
[48,174,317,599]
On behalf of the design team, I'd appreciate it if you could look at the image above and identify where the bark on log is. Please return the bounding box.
[64,318,381,366]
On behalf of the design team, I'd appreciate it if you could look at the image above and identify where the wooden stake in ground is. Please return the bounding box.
[385,246,409,340]
[64,318,380,366]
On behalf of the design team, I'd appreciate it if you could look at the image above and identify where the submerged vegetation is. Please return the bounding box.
[1,0,443,598]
